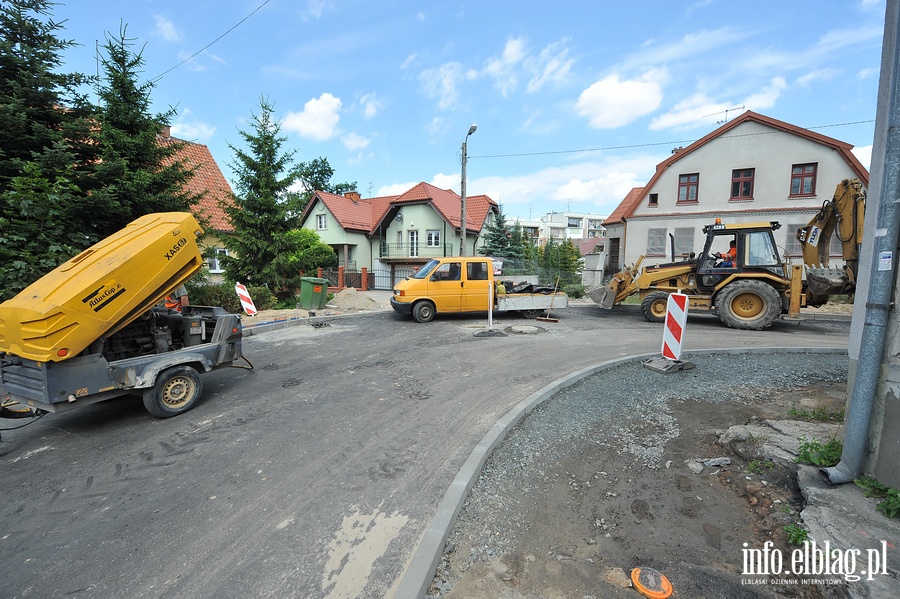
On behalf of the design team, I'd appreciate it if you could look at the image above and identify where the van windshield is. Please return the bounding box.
[410,259,440,279]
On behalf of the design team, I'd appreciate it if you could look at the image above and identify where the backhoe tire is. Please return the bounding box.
[143,365,203,418]
[641,291,670,323]
[520,309,543,319]
[715,280,781,330]
[412,301,436,323]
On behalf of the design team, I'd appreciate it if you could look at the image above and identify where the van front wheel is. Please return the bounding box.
[413,301,436,323]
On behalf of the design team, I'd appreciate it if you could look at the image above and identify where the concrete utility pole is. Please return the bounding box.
[460,124,477,256]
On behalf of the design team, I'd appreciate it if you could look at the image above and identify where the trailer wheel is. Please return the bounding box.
[520,309,542,318]
[412,301,436,323]
[715,280,781,330]
[641,291,669,323]
[143,365,203,418]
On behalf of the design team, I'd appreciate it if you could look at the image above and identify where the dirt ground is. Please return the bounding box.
[434,380,851,599]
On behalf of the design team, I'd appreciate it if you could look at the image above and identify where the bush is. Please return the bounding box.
[562,283,586,299]
[185,281,276,313]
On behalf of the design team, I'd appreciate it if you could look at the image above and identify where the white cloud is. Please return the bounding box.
[303,0,331,20]
[177,49,227,72]
[796,69,837,87]
[171,120,216,141]
[743,76,787,110]
[419,62,463,110]
[852,145,872,170]
[624,28,747,70]
[283,93,342,141]
[526,38,574,93]
[483,37,527,97]
[431,172,458,191]
[650,77,785,131]
[358,92,383,118]
[401,53,417,70]
[377,181,419,196]
[858,67,878,79]
[341,132,370,151]
[576,69,667,129]
[154,15,182,43]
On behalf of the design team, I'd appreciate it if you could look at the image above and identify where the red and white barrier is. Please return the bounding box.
[234,282,258,316]
[661,293,688,361]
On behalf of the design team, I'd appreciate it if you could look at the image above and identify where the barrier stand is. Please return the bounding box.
[474,281,506,337]
[643,292,695,373]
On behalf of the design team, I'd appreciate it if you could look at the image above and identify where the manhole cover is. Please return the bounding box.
[506,325,545,335]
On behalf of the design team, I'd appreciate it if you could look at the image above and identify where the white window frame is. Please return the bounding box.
[206,248,228,273]
[316,214,327,230]
[426,229,441,247]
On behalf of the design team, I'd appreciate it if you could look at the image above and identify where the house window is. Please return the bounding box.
[677,174,699,203]
[426,230,441,247]
[408,230,419,257]
[206,248,228,273]
[647,228,667,256]
[648,193,659,206]
[731,169,755,200]
[674,227,694,258]
[790,163,817,196]
[567,217,582,228]
[316,214,327,230]
[785,224,804,256]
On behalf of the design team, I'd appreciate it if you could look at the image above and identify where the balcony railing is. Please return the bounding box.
[379,242,453,259]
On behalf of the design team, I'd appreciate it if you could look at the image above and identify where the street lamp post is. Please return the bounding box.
[460,124,477,256]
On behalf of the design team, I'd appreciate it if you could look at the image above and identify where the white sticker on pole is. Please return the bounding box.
[234,282,258,316]
[661,293,688,361]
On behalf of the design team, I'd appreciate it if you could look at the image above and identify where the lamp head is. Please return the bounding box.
[467,124,477,136]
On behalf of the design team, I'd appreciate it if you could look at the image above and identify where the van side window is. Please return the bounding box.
[467,262,488,280]
[432,262,461,281]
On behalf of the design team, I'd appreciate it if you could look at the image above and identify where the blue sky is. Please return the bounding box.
[55,0,884,222]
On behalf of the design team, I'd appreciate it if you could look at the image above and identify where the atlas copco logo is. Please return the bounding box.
[81,282,126,312]
[165,237,188,261]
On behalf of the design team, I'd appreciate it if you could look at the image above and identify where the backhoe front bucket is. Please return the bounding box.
[587,268,636,310]
[587,285,616,309]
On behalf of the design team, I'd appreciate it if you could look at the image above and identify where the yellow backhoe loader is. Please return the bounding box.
[588,178,865,330]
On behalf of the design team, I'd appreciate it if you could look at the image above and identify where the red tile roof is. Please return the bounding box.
[575,238,604,255]
[303,182,498,234]
[605,110,870,224]
[159,131,234,233]
[603,187,644,226]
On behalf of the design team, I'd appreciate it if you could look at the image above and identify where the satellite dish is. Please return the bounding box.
[395,213,403,221]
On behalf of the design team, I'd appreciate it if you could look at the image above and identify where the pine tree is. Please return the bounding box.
[478,205,514,257]
[223,97,305,300]
[90,24,201,237]
[0,0,98,299]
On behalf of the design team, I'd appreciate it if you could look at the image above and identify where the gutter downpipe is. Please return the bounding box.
[824,0,900,484]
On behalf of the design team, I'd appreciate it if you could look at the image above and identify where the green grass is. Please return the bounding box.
[795,436,843,467]
[855,476,900,519]
[746,459,775,475]
[784,523,810,545]
[787,405,845,423]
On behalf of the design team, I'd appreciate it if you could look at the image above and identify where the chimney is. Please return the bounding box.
[160,125,171,138]
[344,191,361,202]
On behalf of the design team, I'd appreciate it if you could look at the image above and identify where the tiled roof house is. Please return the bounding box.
[158,127,234,280]
[603,111,869,271]
[301,182,498,283]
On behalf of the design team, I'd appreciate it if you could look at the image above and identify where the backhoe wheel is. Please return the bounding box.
[143,365,203,418]
[412,301,436,323]
[641,291,670,323]
[520,309,543,319]
[715,280,782,330]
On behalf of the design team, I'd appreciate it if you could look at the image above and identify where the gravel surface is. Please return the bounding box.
[431,351,850,598]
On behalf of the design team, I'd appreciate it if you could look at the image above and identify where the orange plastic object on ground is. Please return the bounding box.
[631,566,673,599]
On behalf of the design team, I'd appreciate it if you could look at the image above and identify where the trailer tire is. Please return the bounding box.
[143,365,203,418]
[641,291,670,323]
[715,280,781,330]
[412,301,436,323]
[520,309,542,318]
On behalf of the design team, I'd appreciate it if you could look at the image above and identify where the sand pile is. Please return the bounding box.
[328,288,382,310]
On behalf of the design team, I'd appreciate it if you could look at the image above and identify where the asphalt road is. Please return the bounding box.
[0,305,851,598]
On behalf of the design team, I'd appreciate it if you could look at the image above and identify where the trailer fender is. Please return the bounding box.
[128,352,215,389]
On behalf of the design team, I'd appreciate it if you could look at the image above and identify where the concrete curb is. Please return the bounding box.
[392,346,848,599]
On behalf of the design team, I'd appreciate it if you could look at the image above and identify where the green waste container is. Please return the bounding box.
[299,277,330,310]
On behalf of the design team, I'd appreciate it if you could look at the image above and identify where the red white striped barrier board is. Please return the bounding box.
[661,293,688,361]
[234,282,258,316]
